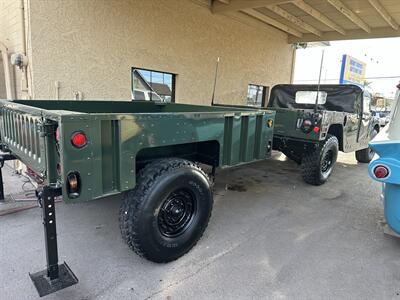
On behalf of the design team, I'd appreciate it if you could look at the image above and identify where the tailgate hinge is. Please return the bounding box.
[38,121,57,137]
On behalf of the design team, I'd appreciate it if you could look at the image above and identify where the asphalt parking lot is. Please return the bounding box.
[1,152,400,300]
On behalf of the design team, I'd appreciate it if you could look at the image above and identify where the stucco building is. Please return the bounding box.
[2,0,399,107]
[0,0,296,106]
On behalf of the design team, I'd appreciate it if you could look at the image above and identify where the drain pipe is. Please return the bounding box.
[290,45,297,83]
[0,42,15,100]
[19,0,29,98]
[20,0,26,58]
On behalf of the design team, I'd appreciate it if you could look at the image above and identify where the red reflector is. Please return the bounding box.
[56,163,62,175]
[313,126,320,133]
[71,132,87,148]
[373,165,389,179]
[68,173,79,191]
[55,127,61,142]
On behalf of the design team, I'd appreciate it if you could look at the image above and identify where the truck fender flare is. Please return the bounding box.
[326,124,344,150]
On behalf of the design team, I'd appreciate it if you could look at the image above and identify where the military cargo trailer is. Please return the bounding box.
[0,99,275,296]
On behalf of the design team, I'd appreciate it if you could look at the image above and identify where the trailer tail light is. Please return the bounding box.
[373,165,390,179]
[56,163,62,176]
[71,132,87,148]
[55,127,61,143]
[67,172,81,198]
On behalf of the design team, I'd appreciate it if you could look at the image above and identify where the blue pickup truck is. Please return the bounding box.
[368,85,400,234]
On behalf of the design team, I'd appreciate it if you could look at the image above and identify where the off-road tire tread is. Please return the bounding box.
[119,158,212,263]
[301,135,338,186]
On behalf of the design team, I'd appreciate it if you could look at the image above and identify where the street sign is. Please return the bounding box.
[339,54,366,86]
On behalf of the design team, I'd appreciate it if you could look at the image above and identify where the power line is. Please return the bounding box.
[296,75,400,82]
[363,76,400,79]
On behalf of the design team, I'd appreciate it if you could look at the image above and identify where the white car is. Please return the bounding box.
[374,111,390,127]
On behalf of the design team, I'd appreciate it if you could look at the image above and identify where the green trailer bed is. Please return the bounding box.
[0,99,275,296]
[0,100,274,202]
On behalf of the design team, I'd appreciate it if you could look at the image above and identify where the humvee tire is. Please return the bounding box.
[355,129,379,163]
[119,158,213,263]
[301,135,339,186]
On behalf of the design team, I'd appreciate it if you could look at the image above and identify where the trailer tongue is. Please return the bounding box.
[0,99,275,296]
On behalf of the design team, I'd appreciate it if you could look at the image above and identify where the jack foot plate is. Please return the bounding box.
[29,262,78,297]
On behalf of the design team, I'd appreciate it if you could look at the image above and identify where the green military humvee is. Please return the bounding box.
[267,84,380,185]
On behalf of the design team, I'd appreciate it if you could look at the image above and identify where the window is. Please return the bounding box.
[295,91,327,105]
[133,90,146,101]
[132,68,175,102]
[247,84,268,107]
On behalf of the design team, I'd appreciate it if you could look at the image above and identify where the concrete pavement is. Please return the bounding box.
[1,152,399,300]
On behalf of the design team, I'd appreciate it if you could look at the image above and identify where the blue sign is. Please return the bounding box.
[339,54,367,86]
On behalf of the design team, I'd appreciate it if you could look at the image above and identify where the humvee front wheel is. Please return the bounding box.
[355,129,379,163]
[300,135,339,186]
[119,158,213,263]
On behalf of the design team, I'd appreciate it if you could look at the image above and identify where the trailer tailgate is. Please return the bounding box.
[0,102,48,176]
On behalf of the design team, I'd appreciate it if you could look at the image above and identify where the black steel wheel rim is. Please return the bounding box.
[321,150,334,173]
[158,189,196,237]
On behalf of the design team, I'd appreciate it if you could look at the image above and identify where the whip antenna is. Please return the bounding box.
[315,50,325,113]
[211,57,220,106]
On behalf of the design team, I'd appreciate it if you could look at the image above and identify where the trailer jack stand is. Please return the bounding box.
[0,153,17,202]
[29,186,78,297]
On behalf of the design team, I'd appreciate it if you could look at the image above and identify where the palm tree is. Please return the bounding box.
[363,80,373,88]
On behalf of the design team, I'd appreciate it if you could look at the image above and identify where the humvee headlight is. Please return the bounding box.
[267,119,274,128]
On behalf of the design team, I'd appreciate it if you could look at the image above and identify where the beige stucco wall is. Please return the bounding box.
[28,0,294,105]
[0,56,6,99]
[0,0,32,99]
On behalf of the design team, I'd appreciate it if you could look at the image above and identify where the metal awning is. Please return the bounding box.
[211,0,400,43]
